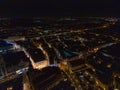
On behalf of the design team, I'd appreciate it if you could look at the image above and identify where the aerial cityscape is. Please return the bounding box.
[0,17,120,90]
[0,0,120,90]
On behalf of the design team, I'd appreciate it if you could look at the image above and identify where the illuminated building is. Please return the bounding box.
[0,40,14,53]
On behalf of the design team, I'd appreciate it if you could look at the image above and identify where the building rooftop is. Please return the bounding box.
[0,40,14,51]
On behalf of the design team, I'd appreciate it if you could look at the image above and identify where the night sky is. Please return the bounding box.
[0,0,120,17]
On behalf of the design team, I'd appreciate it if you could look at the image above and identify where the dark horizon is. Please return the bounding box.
[0,0,120,17]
